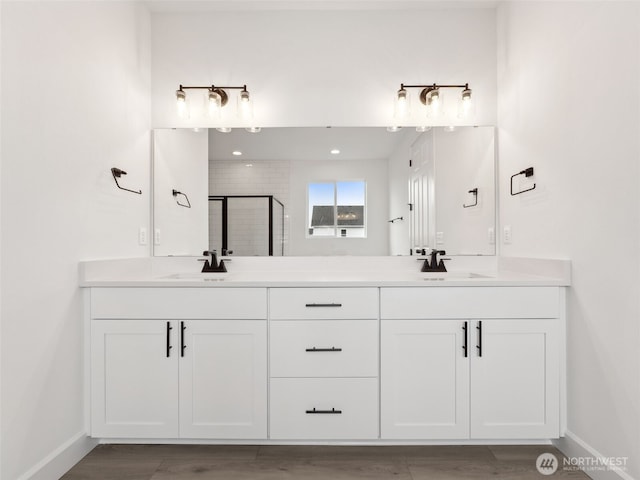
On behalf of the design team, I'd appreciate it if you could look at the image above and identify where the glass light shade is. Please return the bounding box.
[425,88,443,118]
[245,127,262,133]
[176,89,189,119]
[457,88,475,118]
[208,90,222,118]
[238,90,253,119]
[394,88,410,120]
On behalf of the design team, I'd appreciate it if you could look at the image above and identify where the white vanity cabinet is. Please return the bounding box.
[380,287,561,440]
[89,288,268,439]
[269,288,379,440]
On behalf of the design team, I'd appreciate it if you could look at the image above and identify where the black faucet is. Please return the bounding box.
[201,250,227,273]
[421,249,447,272]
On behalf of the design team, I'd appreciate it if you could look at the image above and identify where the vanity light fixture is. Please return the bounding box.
[395,82,473,118]
[175,84,251,120]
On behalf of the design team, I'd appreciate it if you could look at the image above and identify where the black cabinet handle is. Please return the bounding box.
[476,321,482,357]
[462,321,468,358]
[305,347,343,352]
[166,322,173,358]
[181,321,186,357]
[305,303,342,307]
[305,408,342,414]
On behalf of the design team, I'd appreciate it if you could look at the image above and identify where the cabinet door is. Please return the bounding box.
[91,320,179,438]
[179,320,267,439]
[470,319,559,439]
[381,320,469,439]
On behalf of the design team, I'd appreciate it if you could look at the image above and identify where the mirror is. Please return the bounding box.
[152,126,495,257]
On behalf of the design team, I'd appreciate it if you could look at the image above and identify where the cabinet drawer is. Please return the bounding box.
[91,288,267,319]
[270,378,378,439]
[381,287,559,319]
[270,320,378,377]
[269,288,378,320]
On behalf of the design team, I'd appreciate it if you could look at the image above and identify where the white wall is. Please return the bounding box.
[497,2,640,478]
[150,7,496,128]
[153,129,209,256]
[289,159,388,255]
[1,2,151,479]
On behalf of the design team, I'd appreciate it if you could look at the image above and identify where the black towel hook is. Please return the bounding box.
[111,168,141,195]
[463,188,478,208]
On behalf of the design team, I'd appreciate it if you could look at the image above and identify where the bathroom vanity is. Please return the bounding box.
[81,256,569,444]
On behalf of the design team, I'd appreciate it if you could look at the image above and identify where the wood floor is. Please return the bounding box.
[61,444,592,479]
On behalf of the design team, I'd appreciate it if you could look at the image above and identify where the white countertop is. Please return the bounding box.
[79,256,571,287]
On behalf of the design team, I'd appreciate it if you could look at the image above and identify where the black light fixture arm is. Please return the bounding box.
[399,82,471,106]
[177,84,248,108]
[401,82,469,90]
[172,189,191,208]
[111,167,142,195]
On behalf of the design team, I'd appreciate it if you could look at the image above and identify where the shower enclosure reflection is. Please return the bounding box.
[209,195,285,256]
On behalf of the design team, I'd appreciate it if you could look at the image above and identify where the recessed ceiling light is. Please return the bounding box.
[387,126,402,133]
[245,127,262,133]
[216,127,232,133]
[232,151,242,156]
[245,164,253,167]
[330,149,340,155]
[416,126,432,132]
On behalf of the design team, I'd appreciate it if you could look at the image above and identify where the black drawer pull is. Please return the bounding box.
[305,347,343,352]
[305,303,342,307]
[305,408,342,414]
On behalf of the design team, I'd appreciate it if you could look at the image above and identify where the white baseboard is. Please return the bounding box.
[553,431,637,480]
[17,432,98,480]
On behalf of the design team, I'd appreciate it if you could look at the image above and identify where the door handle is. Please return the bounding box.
[476,321,482,357]
[462,321,468,358]
[180,321,186,357]
[305,347,343,352]
[166,321,173,358]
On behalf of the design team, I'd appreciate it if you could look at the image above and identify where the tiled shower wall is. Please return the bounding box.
[209,159,290,255]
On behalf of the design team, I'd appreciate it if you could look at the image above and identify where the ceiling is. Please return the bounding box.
[208,127,418,162]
